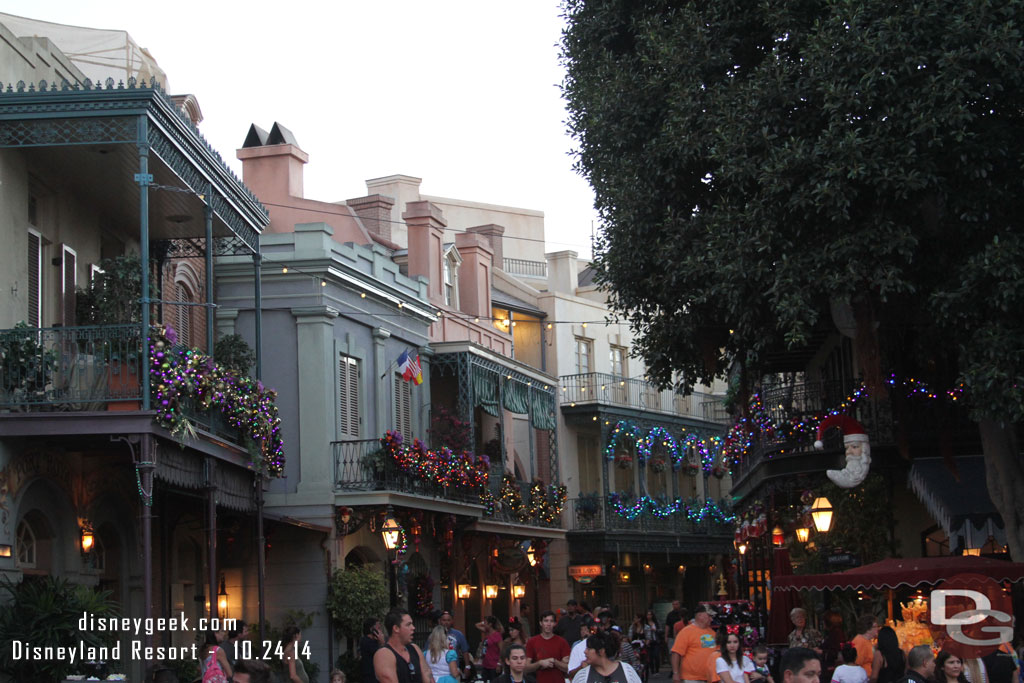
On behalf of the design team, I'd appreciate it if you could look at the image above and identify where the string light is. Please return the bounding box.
[480,474,567,525]
[379,430,489,490]
[606,492,736,523]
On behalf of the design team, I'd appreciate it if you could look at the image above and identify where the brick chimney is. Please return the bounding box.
[237,122,308,205]
[467,224,505,268]
[404,200,447,305]
[546,250,579,293]
[347,194,396,242]
[454,231,494,318]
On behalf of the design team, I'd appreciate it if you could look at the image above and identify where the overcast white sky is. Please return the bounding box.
[5,1,598,258]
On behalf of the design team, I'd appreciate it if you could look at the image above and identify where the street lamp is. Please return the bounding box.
[382,509,402,551]
[811,497,833,533]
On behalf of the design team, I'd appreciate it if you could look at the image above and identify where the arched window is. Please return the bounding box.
[16,519,36,568]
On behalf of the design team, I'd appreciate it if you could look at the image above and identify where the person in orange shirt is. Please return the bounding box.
[851,615,879,681]
[672,605,720,683]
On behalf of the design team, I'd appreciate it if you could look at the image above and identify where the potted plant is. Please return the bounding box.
[0,321,56,409]
[577,491,602,521]
[214,334,256,376]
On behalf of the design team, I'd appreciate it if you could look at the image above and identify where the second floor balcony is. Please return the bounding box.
[567,496,733,536]
[560,372,728,423]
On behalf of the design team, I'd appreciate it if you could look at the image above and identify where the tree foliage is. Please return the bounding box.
[327,564,389,641]
[561,0,1024,422]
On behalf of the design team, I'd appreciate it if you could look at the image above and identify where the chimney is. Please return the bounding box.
[347,194,396,242]
[237,122,308,202]
[546,250,579,293]
[454,231,494,318]
[404,200,447,305]
[467,224,505,267]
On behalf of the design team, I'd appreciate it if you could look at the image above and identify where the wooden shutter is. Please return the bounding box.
[175,283,191,347]
[27,229,41,327]
[339,355,360,438]
[61,245,76,328]
[394,374,412,437]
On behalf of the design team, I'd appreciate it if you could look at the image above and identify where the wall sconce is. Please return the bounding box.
[962,547,981,556]
[484,584,499,599]
[737,543,747,555]
[526,547,536,567]
[795,527,811,543]
[677,564,686,574]
[512,583,526,599]
[811,497,833,533]
[381,507,402,551]
[457,584,473,599]
[771,526,785,547]
[618,571,631,583]
[0,544,11,558]
[80,521,95,554]
[217,576,229,618]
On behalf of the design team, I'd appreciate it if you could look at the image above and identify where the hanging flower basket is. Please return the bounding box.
[650,457,667,473]
[615,453,634,469]
[712,466,726,479]
[685,462,701,476]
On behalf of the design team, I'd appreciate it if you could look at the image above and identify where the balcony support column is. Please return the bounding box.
[204,183,215,355]
[137,115,151,412]
[294,306,340,493]
[253,253,262,379]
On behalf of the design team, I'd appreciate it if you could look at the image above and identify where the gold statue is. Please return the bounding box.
[717,573,729,597]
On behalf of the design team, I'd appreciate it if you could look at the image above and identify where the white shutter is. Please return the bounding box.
[27,229,41,327]
[61,244,77,328]
[394,374,412,437]
[339,355,360,438]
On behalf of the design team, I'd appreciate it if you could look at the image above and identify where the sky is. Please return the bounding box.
[5,1,599,259]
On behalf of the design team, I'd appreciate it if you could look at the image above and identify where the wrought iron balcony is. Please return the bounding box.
[568,496,733,535]
[502,257,548,279]
[0,324,142,410]
[487,478,564,529]
[332,439,485,505]
[560,372,728,423]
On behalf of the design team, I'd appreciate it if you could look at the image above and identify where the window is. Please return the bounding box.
[175,283,191,347]
[61,245,77,328]
[443,258,454,306]
[610,345,628,378]
[27,229,42,327]
[16,519,36,568]
[575,337,593,374]
[442,247,460,308]
[394,374,412,438]
[339,355,361,438]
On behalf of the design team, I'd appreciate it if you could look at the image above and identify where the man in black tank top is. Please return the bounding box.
[374,608,431,683]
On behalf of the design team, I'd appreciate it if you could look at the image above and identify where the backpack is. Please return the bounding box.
[202,645,228,683]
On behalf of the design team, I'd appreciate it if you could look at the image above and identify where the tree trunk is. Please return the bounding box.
[979,418,1024,561]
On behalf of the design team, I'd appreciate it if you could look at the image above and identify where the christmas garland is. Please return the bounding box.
[150,324,285,477]
[604,421,725,475]
[413,575,435,616]
[481,474,568,525]
[638,426,681,469]
[604,420,643,462]
[380,431,490,489]
[607,492,736,523]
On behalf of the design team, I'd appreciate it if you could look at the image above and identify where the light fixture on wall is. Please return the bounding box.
[512,583,526,599]
[484,584,499,599]
[772,526,785,547]
[80,521,95,554]
[618,570,631,584]
[381,507,402,551]
[795,527,811,544]
[0,544,11,558]
[457,584,473,599]
[737,543,747,555]
[217,576,229,618]
[811,497,834,533]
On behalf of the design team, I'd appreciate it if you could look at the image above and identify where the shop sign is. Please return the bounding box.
[569,565,604,584]
[496,547,528,573]
[826,552,860,568]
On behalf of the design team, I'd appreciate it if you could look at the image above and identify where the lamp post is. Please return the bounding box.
[382,507,402,607]
[811,497,833,533]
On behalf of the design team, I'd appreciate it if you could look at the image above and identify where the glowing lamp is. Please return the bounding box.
[737,543,747,555]
[217,576,229,616]
[457,584,473,599]
[962,548,981,556]
[618,571,631,583]
[0,544,10,557]
[485,584,499,599]
[772,526,785,547]
[381,508,402,551]
[512,583,526,599]
[795,527,811,543]
[811,497,833,533]
[81,525,95,553]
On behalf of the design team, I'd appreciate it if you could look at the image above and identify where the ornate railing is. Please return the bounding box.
[488,478,564,528]
[0,324,142,410]
[560,372,728,424]
[332,439,484,505]
[569,497,733,535]
[502,257,548,279]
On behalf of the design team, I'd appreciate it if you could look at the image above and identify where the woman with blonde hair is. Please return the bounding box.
[427,624,461,683]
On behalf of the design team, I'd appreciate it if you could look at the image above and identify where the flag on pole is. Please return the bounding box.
[397,349,423,385]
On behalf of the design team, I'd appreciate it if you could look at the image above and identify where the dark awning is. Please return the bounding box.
[908,456,1005,549]
[774,556,1024,591]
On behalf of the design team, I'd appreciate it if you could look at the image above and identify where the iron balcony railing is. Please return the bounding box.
[488,478,564,529]
[502,257,548,279]
[560,372,729,423]
[332,439,485,505]
[568,496,733,535]
[0,324,142,410]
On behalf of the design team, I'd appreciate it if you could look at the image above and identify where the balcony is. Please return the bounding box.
[560,372,728,424]
[0,324,143,410]
[502,257,548,279]
[567,497,733,536]
[332,439,485,505]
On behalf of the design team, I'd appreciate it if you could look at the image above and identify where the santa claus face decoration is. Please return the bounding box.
[814,415,871,488]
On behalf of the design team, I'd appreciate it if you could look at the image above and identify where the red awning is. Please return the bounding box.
[774,556,1024,591]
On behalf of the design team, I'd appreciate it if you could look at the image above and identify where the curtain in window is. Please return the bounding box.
[472,366,499,417]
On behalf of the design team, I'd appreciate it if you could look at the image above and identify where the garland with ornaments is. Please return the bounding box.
[481,474,568,526]
[150,324,285,477]
[412,574,435,617]
[607,492,737,523]
[379,430,490,490]
[604,420,728,474]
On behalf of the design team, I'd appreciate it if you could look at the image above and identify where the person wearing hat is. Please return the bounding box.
[437,609,474,678]
[814,415,871,488]
[672,604,719,683]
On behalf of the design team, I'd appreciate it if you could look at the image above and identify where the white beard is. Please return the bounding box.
[826,452,871,488]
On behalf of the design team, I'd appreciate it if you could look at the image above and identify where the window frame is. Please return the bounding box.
[338,354,361,439]
[575,337,594,375]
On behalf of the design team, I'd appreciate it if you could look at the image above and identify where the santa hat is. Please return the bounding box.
[814,415,868,450]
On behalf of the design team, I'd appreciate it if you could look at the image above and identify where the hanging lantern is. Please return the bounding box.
[772,526,785,547]
[738,543,747,555]
[484,584,499,599]
[381,508,402,550]
[512,583,526,599]
[811,497,833,533]
[795,527,811,543]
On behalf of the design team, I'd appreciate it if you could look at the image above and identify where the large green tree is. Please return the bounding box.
[561,0,1024,557]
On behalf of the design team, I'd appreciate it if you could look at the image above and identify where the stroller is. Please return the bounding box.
[631,639,649,683]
